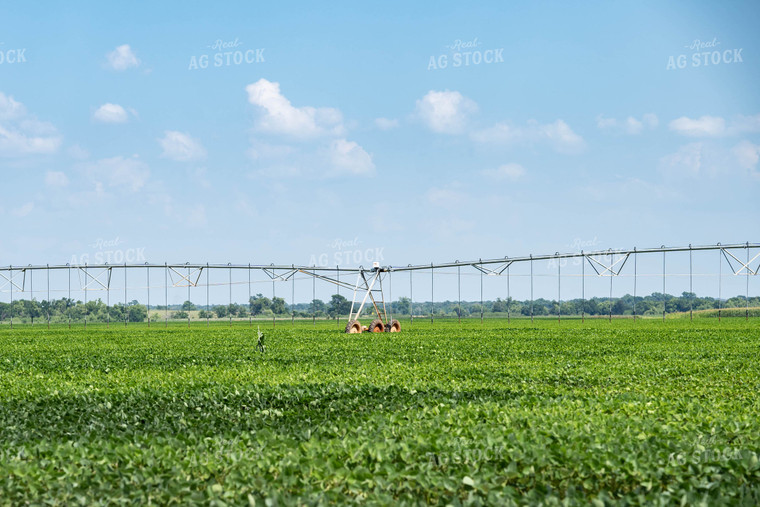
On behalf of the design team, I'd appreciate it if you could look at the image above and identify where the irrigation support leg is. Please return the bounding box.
[530,255,534,323]
[430,263,434,325]
[747,242,750,321]
[107,268,110,329]
[410,269,414,325]
[689,245,693,322]
[47,264,50,329]
[633,249,637,322]
[291,265,295,325]
[457,264,461,324]
[29,267,33,326]
[84,264,87,329]
[662,250,666,322]
[582,252,585,323]
[609,251,613,323]
[507,264,510,324]
[557,253,561,323]
[718,246,722,322]
[68,264,71,329]
[389,269,393,325]
[480,261,484,324]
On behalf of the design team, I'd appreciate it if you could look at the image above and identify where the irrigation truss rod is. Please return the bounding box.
[0,242,757,276]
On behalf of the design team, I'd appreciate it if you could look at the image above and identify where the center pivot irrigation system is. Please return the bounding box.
[297,261,400,333]
[1,242,758,330]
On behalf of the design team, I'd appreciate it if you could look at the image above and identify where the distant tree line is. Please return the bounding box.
[1,292,758,323]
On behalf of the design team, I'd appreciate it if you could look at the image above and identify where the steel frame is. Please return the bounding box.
[1,243,756,277]
[1,243,757,329]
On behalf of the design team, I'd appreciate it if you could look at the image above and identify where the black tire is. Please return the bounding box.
[387,319,401,333]
[368,319,385,333]
[345,320,362,334]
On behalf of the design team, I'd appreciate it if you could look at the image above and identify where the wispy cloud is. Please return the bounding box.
[105,44,140,71]
[159,131,206,161]
[414,90,477,134]
[472,119,585,154]
[0,91,62,157]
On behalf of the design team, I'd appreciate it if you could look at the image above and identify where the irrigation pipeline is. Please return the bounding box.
[1,242,758,275]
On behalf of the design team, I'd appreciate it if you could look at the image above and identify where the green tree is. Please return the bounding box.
[249,294,272,316]
[272,297,287,315]
[128,304,148,322]
[327,294,351,318]
[395,297,411,315]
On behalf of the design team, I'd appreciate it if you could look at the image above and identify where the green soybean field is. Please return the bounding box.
[1,319,759,505]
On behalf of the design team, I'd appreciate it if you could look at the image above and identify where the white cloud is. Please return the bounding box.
[84,156,149,191]
[329,138,375,175]
[106,44,140,71]
[415,90,478,134]
[667,113,760,137]
[248,141,295,161]
[245,80,374,178]
[597,113,658,135]
[660,143,703,176]
[669,116,725,137]
[426,183,467,207]
[12,202,34,217]
[642,113,659,128]
[159,131,206,161]
[538,120,585,153]
[375,117,399,130]
[596,113,660,135]
[482,163,525,181]
[473,119,585,153]
[596,116,617,129]
[245,78,344,138]
[581,178,675,203]
[0,92,25,120]
[45,171,69,187]
[471,123,521,144]
[732,114,760,134]
[0,91,62,157]
[67,145,90,160]
[732,141,760,170]
[93,103,130,123]
[187,205,208,227]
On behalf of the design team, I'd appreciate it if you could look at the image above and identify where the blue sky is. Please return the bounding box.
[1,0,758,301]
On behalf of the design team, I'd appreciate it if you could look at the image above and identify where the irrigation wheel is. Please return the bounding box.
[368,319,385,333]
[345,320,362,334]
[387,319,401,333]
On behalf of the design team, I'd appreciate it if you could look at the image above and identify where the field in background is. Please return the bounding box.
[1,319,759,503]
